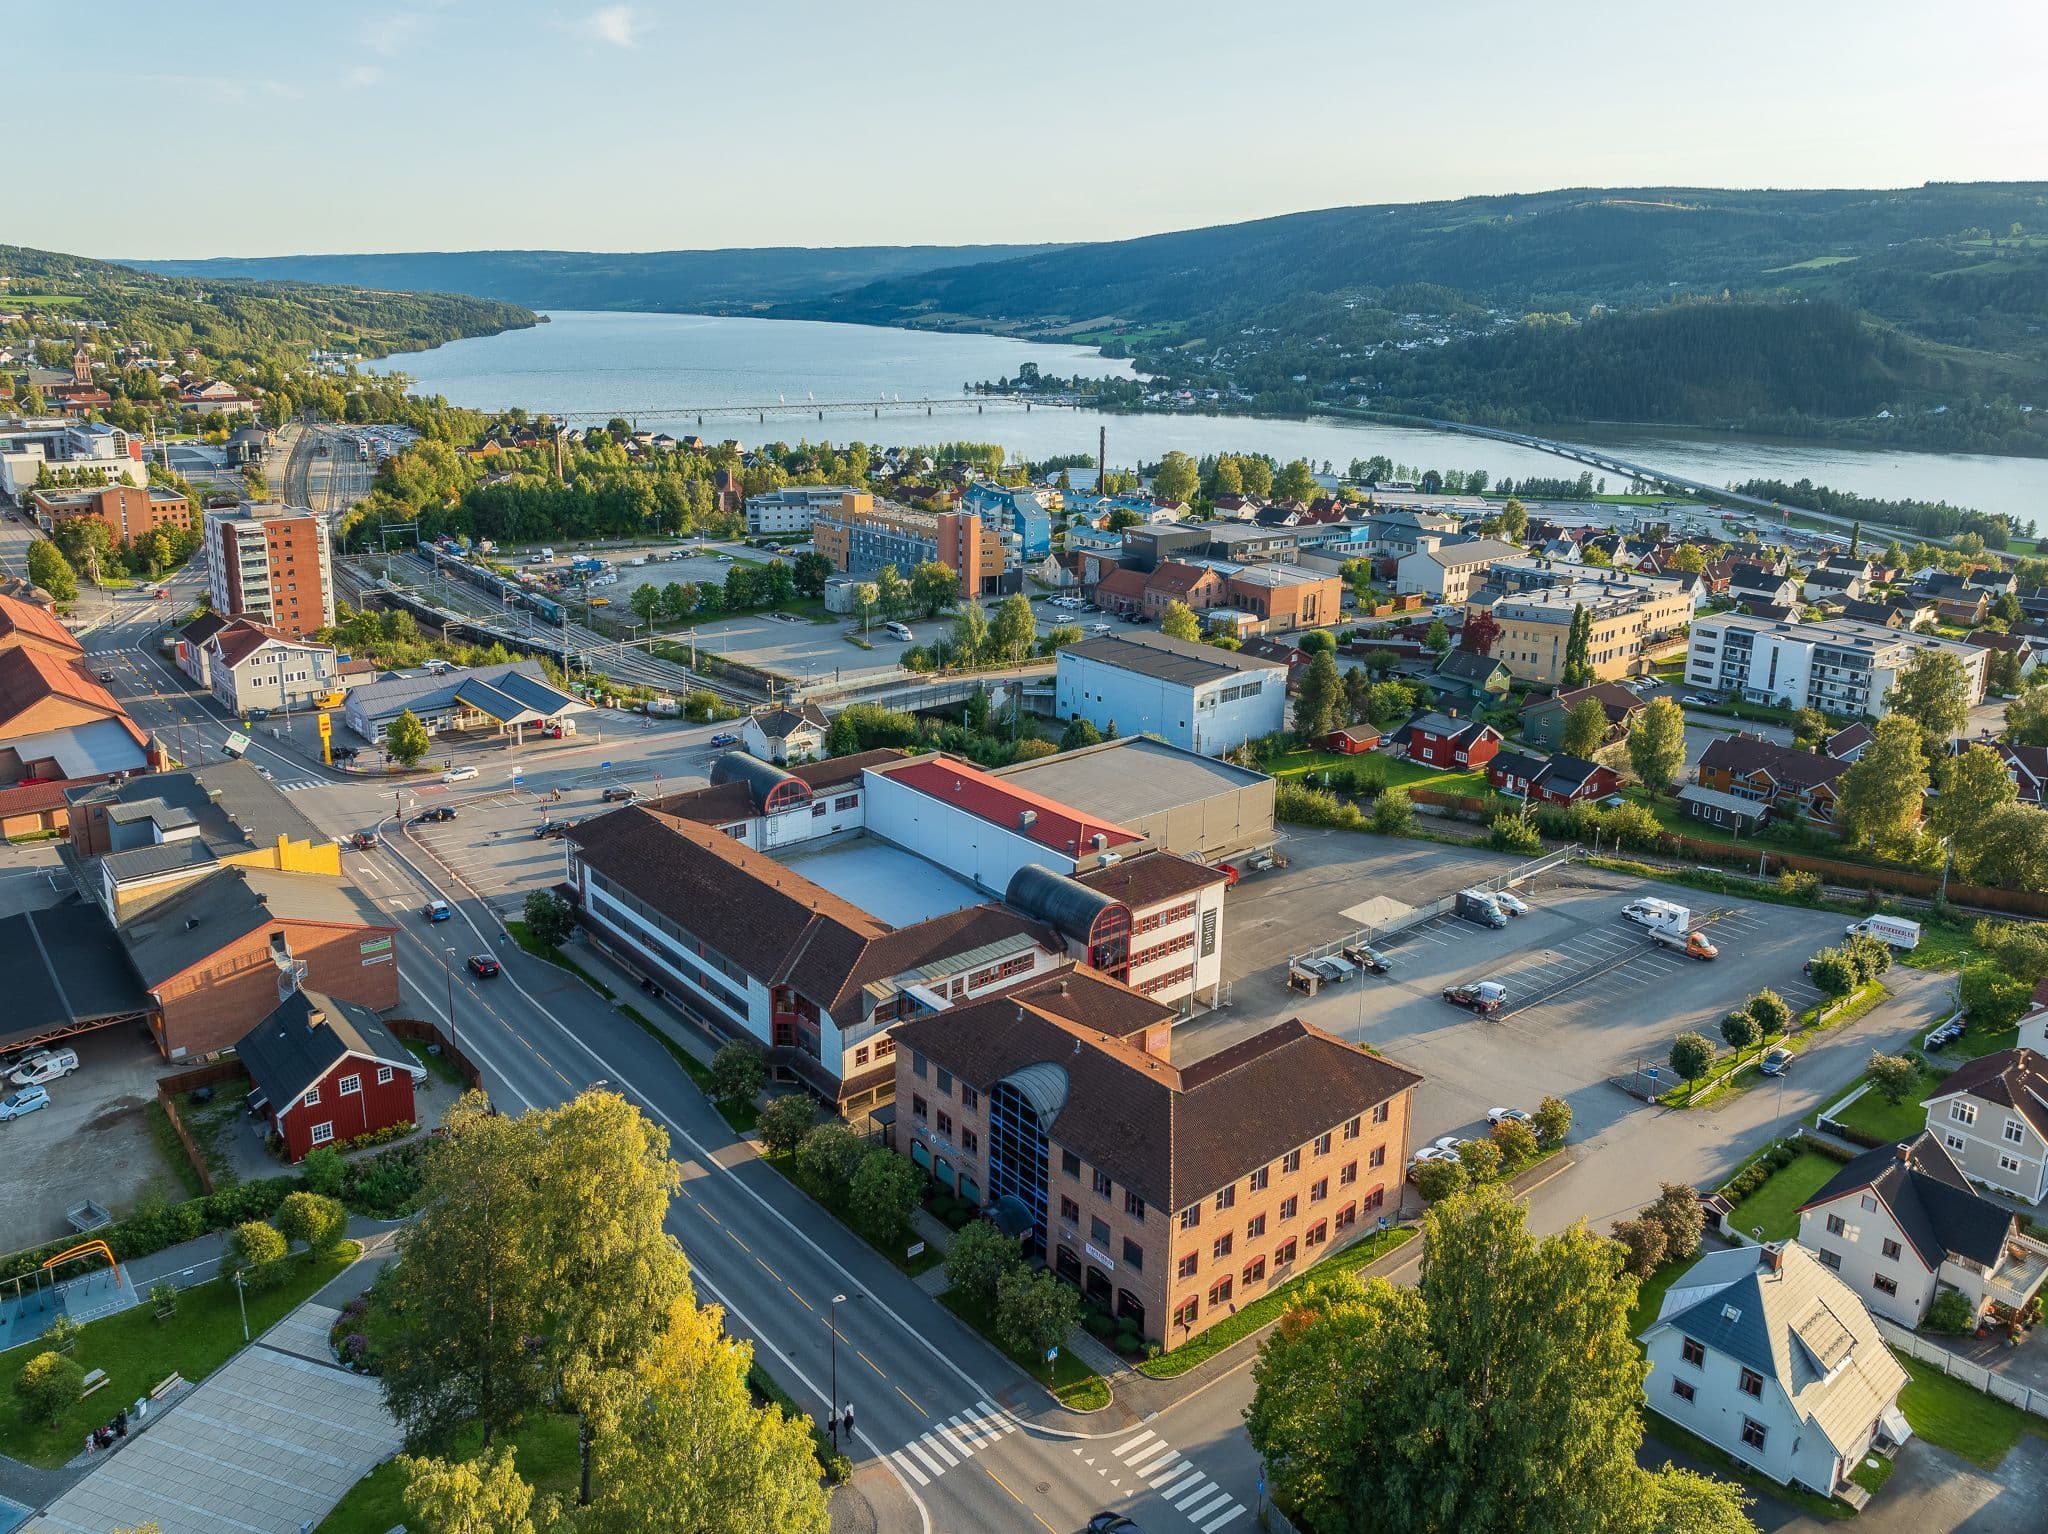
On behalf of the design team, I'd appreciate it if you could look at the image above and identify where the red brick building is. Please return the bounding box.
[237,989,419,1160]
[30,484,192,542]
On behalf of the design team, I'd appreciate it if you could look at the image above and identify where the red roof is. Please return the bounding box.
[0,593,82,656]
[0,647,146,749]
[0,776,80,816]
[210,618,293,670]
[877,754,1142,856]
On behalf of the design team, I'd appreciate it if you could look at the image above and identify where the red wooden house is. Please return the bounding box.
[237,989,420,1161]
[1325,725,1381,754]
[1487,750,1621,804]
[1398,712,1502,770]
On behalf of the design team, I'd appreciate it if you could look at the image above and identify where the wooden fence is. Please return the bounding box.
[1656,836,2048,918]
[387,1017,483,1089]
[154,1060,252,1197]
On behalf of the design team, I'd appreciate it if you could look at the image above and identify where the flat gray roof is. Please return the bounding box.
[1061,631,1286,688]
[997,736,1272,821]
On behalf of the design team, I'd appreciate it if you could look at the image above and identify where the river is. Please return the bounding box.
[381,310,2047,524]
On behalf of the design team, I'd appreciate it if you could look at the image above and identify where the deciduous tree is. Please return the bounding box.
[522,889,574,949]
[221,1219,288,1289]
[1626,697,1687,793]
[755,1094,817,1157]
[275,1191,348,1254]
[1158,599,1201,642]
[994,1264,1082,1366]
[1836,714,1928,850]
[1151,450,1199,505]
[1562,696,1609,759]
[1293,652,1346,741]
[908,560,959,618]
[1886,648,1971,754]
[1865,1051,1919,1106]
[708,1042,765,1109]
[1274,459,1319,502]
[1531,1096,1572,1149]
[1491,1116,1539,1169]
[2006,687,2048,748]
[1718,1009,1757,1062]
[1668,1033,1714,1096]
[945,1220,1026,1311]
[386,707,433,767]
[1931,744,2019,878]
[401,1447,547,1534]
[948,602,989,665]
[15,1350,83,1425]
[988,593,1036,663]
[848,1151,924,1248]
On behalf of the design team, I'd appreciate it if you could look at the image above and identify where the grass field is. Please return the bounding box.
[1894,1352,2046,1468]
[315,1412,580,1534]
[1830,1070,1937,1143]
[1724,1152,1842,1243]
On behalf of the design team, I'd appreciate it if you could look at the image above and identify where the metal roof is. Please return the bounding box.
[1060,631,1285,689]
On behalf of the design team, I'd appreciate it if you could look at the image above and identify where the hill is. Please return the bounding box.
[124,244,1060,316]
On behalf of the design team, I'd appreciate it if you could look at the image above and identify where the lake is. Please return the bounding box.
[382,310,2048,524]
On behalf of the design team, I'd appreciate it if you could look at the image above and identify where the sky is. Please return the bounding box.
[20,0,2048,259]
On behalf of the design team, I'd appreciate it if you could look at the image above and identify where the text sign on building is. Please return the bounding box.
[1084,1243,1116,1273]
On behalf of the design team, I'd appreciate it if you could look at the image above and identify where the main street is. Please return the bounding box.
[73,581,1263,1534]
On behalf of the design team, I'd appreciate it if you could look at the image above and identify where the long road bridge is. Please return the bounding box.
[542,396,1072,426]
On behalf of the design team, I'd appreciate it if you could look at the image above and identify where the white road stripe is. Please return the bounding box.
[1154,1463,1204,1496]
[917,1432,958,1468]
[906,1439,947,1477]
[1144,1453,1187,1485]
[1128,1443,1178,1474]
[1186,1489,1236,1521]
[1113,1429,1157,1458]
[891,1452,929,1487]
[950,1410,996,1450]
[1176,1479,1220,1511]
[1201,1505,1247,1532]
[934,1419,975,1459]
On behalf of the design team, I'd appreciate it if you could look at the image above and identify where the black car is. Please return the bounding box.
[95,669,116,683]
[467,954,501,978]
[602,786,638,803]
[1088,1517,1143,1534]
[535,820,574,840]
[348,830,379,850]
[416,806,457,823]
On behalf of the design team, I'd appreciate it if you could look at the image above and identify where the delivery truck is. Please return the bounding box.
[1846,915,1921,951]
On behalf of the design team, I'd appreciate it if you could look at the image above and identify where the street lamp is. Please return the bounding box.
[828,1293,862,1447]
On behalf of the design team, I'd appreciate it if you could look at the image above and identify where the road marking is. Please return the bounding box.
[1142,1452,1184,1483]
[785,1286,810,1310]
[894,1384,928,1418]
[856,1349,886,1378]
[891,1452,930,1487]
[1154,1463,1203,1494]
[1176,1479,1224,1510]
[933,1419,975,1459]
[905,1439,947,1476]
[981,1467,1058,1534]
[1113,1429,1158,1458]
[1200,1505,1247,1532]
[726,1229,749,1252]
[1129,1442,1178,1473]
[756,1256,783,1282]
[914,1432,958,1469]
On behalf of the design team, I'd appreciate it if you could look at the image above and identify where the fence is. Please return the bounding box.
[1873,1316,2048,1420]
[386,1017,483,1090]
[154,1060,252,1197]
[1653,835,2048,919]
[1287,844,1584,970]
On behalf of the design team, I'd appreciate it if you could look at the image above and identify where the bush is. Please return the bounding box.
[275,1190,348,1254]
[756,1094,817,1157]
[301,1146,347,1197]
[794,1122,867,1194]
[1491,1116,1540,1169]
[1489,814,1542,855]
[1959,960,2031,1030]
[943,1219,1025,1309]
[1456,1138,1502,1182]
[1370,787,1414,836]
[1922,1287,1978,1335]
[848,1150,924,1247]
[707,1041,766,1108]
[1865,1051,1920,1106]
[1411,1157,1467,1202]
[15,1350,83,1425]
[1531,1096,1572,1149]
[1776,869,1822,904]
[221,1219,290,1289]
[1276,782,1364,830]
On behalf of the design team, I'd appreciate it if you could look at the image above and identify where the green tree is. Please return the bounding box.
[1718,1009,1757,1062]
[26,538,76,602]
[1248,1186,1727,1534]
[1968,804,2048,892]
[401,1447,546,1534]
[1836,715,1929,850]
[15,1350,83,1426]
[658,581,698,623]
[1274,459,1320,501]
[1455,1137,1501,1183]
[1039,622,1083,655]
[943,1219,1025,1311]
[1491,1116,1539,1169]
[1609,1216,1667,1279]
[1561,696,1609,759]
[993,1264,1082,1367]
[850,580,879,632]
[792,551,833,598]
[1973,918,2048,982]
[2006,687,2048,748]
[1423,618,1451,655]
[1806,948,1858,999]
[1371,786,1414,835]
[707,1042,766,1109]
[1644,1183,1704,1264]
[629,581,662,627]
[1498,498,1528,542]
[989,593,1036,663]
[1959,959,2031,1030]
[1411,1156,1467,1203]
[1885,649,1972,754]
[53,517,116,586]
[793,1122,867,1195]
[221,1219,288,1289]
[1865,1051,1920,1106]
[386,707,433,767]
[1745,988,1792,1043]
[1531,1095,1571,1148]
[755,1094,817,1157]
[1293,651,1346,740]
[522,889,575,949]
[1151,450,1200,505]
[1562,604,1592,685]
[908,560,959,618]
[1060,717,1102,751]
[1625,697,1687,792]
[1930,744,2017,878]
[1668,1032,1714,1096]
[1298,628,1337,657]
[949,602,989,665]
[274,1190,348,1254]
[1790,707,1829,750]
[848,1151,924,1248]
[872,564,908,621]
[1158,599,1202,642]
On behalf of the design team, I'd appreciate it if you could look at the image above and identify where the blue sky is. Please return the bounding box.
[24,0,2047,258]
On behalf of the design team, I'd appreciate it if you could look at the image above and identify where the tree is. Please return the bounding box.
[1609,1216,1667,1278]
[26,537,76,602]
[708,1042,765,1109]
[54,517,116,587]
[2006,687,2048,748]
[989,593,1036,663]
[994,1264,1082,1366]
[1865,1051,1920,1106]
[1626,697,1687,793]
[1039,622,1083,655]
[1806,948,1858,999]
[401,1447,546,1534]
[1158,599,1202,642]
[793,1122,867,1195]
[850,580,879,632]
[522,889,574,949]
[275,1190,348,1254]
[1247,1186,1729,1534]
[1456,1137,1501,1183]
[658,581,697,623]
[1836,715,1928,850]
[1959,959,2031,1030]
[1669,1033,1714,1096]
[1667,544,1707,574]
[221,1219,289,1289]
[792,551,833,598]
[1973,918,2048,983]
[386,707,432,767]
[630,581,662,627]
[872,564,908,620]
[1562,603,1592,685]
[1644,1183,1704,1264]
[944,1219,1025,1310]
[1461,608,1501,655]
[1886,649,1972,754]
[1060,716,1102,751]
[755,1094,816,1157]
[1498,498,1528,542]
[1631,1466,1754,1534]
[1561,696,1609,759]
[15,1349,83,1425]
[1491,1116,1539,1169]
[1371,786,1414,835]
[1930,744,2017,878]
[948,602,989,665]
[1293,652,1346,740]
[1531,1096,1571,1149]
[1790,707,1829,750]
[1968,803,2048,892]
[1152,450,1200,505]
[848,1151,924,1248]
[1745,988,1791,1044]
[1274,459,1319,501]
[1718,1009,1757,1062]
[1423,618,1450,655]
[1410,1156,1467,1203]
[908,560,959,618]
[1298,628,1336,657]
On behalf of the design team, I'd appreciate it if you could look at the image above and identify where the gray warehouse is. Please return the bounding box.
[994,736,1275,864]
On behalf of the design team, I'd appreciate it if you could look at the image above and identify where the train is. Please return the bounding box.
[426,546,568,627]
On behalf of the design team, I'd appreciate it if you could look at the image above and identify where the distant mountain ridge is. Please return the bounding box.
[126,244,1061,315]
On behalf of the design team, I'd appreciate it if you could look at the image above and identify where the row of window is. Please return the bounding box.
[1948,1099,2032,1145]
[1131,900,1199,938]
[847,1034,897,1071]
[1171,1198,1385,1329]
[1812,1247,1900,1295]
[1176,1185,1383,1279]
[1134,964,1196,997]
[1178,1110,1388,1229]
[1130,932,1195,968]
[303,1064,395,1107]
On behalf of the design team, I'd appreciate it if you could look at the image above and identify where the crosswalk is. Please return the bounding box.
[1082,1427,1246,1532]
[888,1398,1015,1487]
[273,778,326,793]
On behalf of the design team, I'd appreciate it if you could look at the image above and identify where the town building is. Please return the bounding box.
[238,989,421,1161]
[0,599,154,786]
[28,483,192,541]
[1989,739,2048,805]
[1518,682,1644,751]
[741,702,830,764]
[1473,566,1693,686]
[889,1002,1419,1344]
[1395,713,1501,771]
[0,419,146,497]
[1393,537,1524,603]
[1675,783,1772,834]
[1796,1134,2048,1330]
[744,484,861,537]
[1696,736,1846,825]
[1685,614,1989,718]
[1485,750,1621,805]
[339,660,584,746]
[1640,1243,1908,1494]
[1432,648,1512,704]
[179,379,258,415]
[203,502,335,640]
[810,492,1005,595]
[1725,566,1803,609]
[1919,1049,2048,1204]
[1054,633,1288,756]
[202,619,340,716]
[963,481,1054,561]
[992,737,1277,867]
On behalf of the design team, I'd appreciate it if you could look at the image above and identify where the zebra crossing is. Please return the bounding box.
[888,1398,1016,1487]
[272,777,327,793]
[1083,1427,1246,1532]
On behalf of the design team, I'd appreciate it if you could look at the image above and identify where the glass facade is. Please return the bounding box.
[987,1080,1051,1253]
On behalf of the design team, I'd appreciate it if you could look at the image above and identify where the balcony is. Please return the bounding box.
[1986,1236,2048,1311]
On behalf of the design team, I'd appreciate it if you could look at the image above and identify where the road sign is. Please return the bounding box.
[906,1241,926,1259]
[1647,1066,1661,1080]
[1377,1215,1390,1232]
[513,775,524,787]
[1045,1346,1059,1364]
[600,761,611,770]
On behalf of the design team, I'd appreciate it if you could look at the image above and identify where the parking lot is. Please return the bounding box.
[0,1027,188,1248]
[1181,832,1843,1152]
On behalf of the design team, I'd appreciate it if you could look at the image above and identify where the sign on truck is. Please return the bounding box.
[1846,916,1921,951]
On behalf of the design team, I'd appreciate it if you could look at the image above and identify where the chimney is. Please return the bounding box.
[1896,1142,1912,1164]
[1762,1243,1785,1275]
[307,1006,327,1029]
[1019,809,1037,831]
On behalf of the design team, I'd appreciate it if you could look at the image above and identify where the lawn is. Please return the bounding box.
[1626,1254,1691,1338]
[759,1152,943,1278]
[1830,1072,1936,1143]
[1724,1151,1843,1244]
[404,1039,469,1092]
[0,1244,360,1467]
[1640,1416,1854,1521]
[1944,1025,2019,1063]
[504,919,615,999]
[1264,748,1491,798]
[1892,1352,2045,1468]
[315,1411,580,1534]
[616,1002,755,1134]
[1140,1225,1416,1379]
[937,1288,1109,1411]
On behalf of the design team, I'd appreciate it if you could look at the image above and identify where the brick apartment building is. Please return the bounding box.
[30,483,193,541]
[891,993,1419,1344]
[203,502,335,640]
[810,491,1005,595]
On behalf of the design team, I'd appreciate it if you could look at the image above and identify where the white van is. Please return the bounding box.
[540,547,556,562]
[885,622,915,643]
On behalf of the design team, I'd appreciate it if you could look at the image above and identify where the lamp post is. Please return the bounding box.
[233,1269,249,1342]
[828,1293,861,1447]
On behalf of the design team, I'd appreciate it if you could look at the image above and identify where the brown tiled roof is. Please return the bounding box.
[1925,1048,2048,1140]
[1145,562,1215,598]
[1522,681,1641,727]
[1072,851,1228,909]
[210,618,292,670]
[1698,735,1845,792]
[0,647,141,746]
[1010,965,1173,1040]
[1093,569,1150,602]
[0,592,81,655]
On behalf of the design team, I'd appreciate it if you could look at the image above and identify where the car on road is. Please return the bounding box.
[1492,890,1530,917]
[1087,1515,1144,1534]
[708,732,739,747]
[1487,1106,1532,1127]
[1442,981,1507,1014]
[95,669,116,683]
[9,1048,80,1087]
[1758,1046,1793,1076]
[0,1084,51,1122]
[601,786,638,803]
[423,900,453,923]
[441,765,479,784]
[348,831,379,850]
[414,806,457,823]
[467,954,501,978]
[247,707,270,722]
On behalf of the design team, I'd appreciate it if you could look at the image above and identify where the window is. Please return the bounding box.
[1279,1196,1298,1221]
[2003,1116,2027,1144]
[309,1122,334,1146]
[1243,1257,1267,1287]
[1951,1102,1978,1126]
[834,794,858,811]
[1372,1102,1390,1125]
[1122,1238,1144,1272]
[1063,1149,1082,1178]
[1825,1214,1846,1236]
[1306,1220,1328,1248]
[1947,1133,1967,1153]
[962,1128,979,1155]
[874,1036,896,1059]
[1671,1379,1696,1404]
[1737,1368,1763,1398]
[1091,1217,1111,1244]
[853,1046,870,1068]
[1179,1205,1201,1231]
[1344,1116,1362,1140]
[1207,1277,1233,1308]
[1681,1337,1705,1367]
[961,1086,979,1111]
[1212,1234,1234,1260]
[1177,1253,1199,1280]
[1246,1213,1266,1240]
[1092,1169,1113,1199]
[2001,1152,2025,1174]
[1061,1196,1080,1223]
[1368,1145,1386,1170]
[937,1111,953,1137]
[376,1065,394,1085]
[1881,1238,1902,1261]
[1340,1162,1357,1187]
[1818,1249,1842,1271]
[1173,1298,1199,1330]
[1274,1238,1297,1266]
[911,1051,927,1080]
[1248,1166,1269,1193]
[1740,1418,1768,1452]
[1310,1179,1328,1203]
[812,802,827,818]
[935,1067,952,1095]
[303,1086,321,1107]
[912,1094,927,1122]
[1282,1149,1301,1174]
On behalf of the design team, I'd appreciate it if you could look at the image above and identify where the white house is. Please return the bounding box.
[1641,1243,1908,1496]
[741,702,830,764]
[203,619,338,715]
[1920,1048,2048,1204]
[1054,632,1286,757]
[1393,536,1523,603]
[1796,1133,2048,1328]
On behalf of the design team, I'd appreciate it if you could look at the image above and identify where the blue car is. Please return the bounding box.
[0,1084,51,1121]
[424,900,453,922]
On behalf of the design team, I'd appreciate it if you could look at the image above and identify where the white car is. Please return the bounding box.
[1408,1145,1454,1169]
[1433,1135,1466,1155]
[441,766,479,784]
[9,1048,80,1087]
[1492,891,1530,917]
[1487,1106,1531,1127]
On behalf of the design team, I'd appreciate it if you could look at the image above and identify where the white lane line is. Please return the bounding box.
[934,1419,975,1460]
[949,1411,995,1451]
[1187,1490,1236,1520]
[1175,1479,1222,1511]
[1113,1430,1158,1458]
[917,1431,959,1469]
[905,1439,948,1477]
